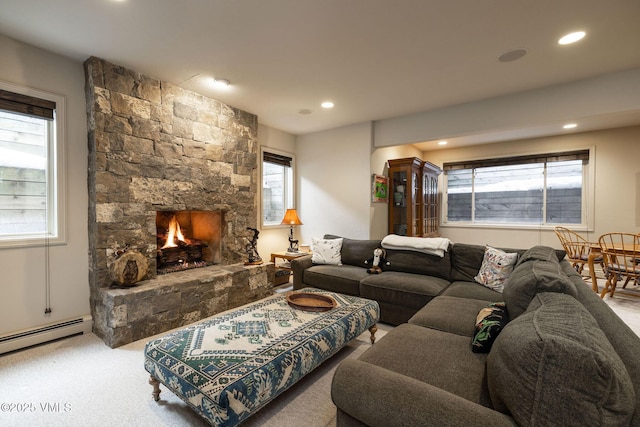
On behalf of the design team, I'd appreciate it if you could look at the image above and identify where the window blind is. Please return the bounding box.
[443,149,589,171]
[263,151,292,167]
[0,89,56,120]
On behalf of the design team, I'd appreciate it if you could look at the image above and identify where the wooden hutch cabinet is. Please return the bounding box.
[388,157,442,237]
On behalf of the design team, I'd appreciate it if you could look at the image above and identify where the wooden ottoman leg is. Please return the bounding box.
[149,375,161,401]
[369,324,378,344]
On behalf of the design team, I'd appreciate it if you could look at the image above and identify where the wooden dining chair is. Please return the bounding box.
[598,232,640,298]
[553,226,601,277]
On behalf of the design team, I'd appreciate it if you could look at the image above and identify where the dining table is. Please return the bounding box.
[587,244,602,293]
[588,242,640,298]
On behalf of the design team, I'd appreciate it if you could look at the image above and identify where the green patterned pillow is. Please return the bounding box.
[471,302,508,353]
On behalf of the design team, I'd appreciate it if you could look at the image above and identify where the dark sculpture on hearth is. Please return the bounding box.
[245,227,263,265]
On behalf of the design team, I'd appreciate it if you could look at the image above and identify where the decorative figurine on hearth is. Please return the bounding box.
[244,227,263,265]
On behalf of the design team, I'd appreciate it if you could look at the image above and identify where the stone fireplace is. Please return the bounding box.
[156,210,222,273]
[84,57,273,347]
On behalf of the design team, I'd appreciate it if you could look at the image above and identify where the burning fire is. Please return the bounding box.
[161,215,187,249]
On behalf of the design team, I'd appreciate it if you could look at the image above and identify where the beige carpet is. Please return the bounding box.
[0,318,390,427]
[0,289,637,427]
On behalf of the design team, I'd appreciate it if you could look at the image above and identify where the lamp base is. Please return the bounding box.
[287,227,299,253]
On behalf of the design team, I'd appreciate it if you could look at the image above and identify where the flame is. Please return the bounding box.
[161,215,186,249]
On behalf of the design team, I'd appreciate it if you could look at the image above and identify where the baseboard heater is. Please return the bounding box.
[0,315,93,355]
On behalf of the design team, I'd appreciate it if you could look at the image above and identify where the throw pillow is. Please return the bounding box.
[474,246,518,292]
[311,237,343,265]
[471,302,508,353]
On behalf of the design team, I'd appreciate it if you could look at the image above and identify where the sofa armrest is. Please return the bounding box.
[331,359,517,427]
[291,254,313,290]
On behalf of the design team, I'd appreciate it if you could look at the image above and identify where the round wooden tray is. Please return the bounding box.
[286,292,337,312]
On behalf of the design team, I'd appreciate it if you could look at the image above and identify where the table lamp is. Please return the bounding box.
[280,209,303,252]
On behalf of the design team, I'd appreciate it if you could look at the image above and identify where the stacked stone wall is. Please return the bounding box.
[85,56,258,291]
[84,57,266,347]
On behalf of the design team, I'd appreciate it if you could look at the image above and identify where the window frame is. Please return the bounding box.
[441,147,595,231]
[260,147,295,229]
[0,80,66,248]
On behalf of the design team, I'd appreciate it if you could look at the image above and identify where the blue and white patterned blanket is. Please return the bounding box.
[144,288,380,426]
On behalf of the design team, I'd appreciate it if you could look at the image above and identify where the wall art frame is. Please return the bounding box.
[372,174,389,203]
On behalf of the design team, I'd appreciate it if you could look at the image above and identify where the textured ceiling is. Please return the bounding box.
[1,0,639,144]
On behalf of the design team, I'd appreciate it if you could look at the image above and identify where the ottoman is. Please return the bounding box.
[144,288,380,426]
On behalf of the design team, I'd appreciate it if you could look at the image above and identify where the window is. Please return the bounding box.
[444,150,589,226]
[261,149,294,227]
[0,84,65,247]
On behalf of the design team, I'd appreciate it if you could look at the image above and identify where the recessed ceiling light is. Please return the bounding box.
[321,101,334,109]
[212,77,231,88]
[563,123,578,129]
[299,109,312,115]
[438,140,448,145]
[558,31,586,45]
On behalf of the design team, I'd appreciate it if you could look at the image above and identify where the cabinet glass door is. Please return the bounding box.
[391,170,408,235]
[411,170,420,236]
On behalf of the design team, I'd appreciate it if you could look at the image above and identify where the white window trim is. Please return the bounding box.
[260,146,295,230]
[0,80,67,248]
[441,146,596,232]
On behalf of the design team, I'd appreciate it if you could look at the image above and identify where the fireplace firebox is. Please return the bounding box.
[156,210,222,274]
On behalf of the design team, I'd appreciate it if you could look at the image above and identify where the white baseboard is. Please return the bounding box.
[0,315,93,355]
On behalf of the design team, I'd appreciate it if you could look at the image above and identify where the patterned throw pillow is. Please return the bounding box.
[472,302,508,353]
[311,237,343,265]
[474,246,518,292]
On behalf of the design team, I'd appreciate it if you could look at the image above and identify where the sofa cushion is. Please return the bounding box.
[474,246,518,292]
[302,264,368,296]
[471,302,508,353]
[487,292,635,426]
[311,237,343,265]
[502,248,577,320]
[450,243,523,283]
[360,271,450,310]
[567,261,640,422]
[323,235,383,268]
[358,323,493,407]
[450,243,566,283]
[409,296,495,337]
[516,244,564,265]
[383,247,452,280]
[441,281,503,302]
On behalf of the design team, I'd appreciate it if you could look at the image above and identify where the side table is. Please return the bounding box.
[270,251,310,286]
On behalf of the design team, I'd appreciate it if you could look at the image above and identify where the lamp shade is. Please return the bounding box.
[280,209,303,226]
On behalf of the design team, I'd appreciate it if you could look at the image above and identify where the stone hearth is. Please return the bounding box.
[84,57,273,347]
[98,263,273,348]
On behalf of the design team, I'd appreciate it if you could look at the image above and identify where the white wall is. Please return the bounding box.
[296,122,373,243]
[423,125,640,249]
[256,124,298,259]
[374,68,640,147]
[0,34,89,335]
[291,121,640,253]
[370,145,422,238]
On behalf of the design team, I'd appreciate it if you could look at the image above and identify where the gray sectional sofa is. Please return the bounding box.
[293,234,514,325]
[291,235,640,426]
